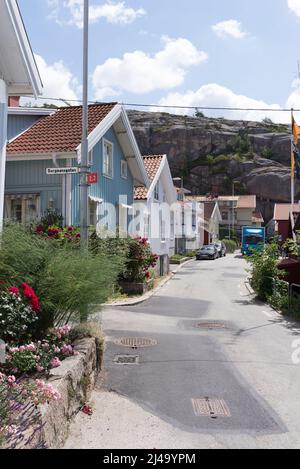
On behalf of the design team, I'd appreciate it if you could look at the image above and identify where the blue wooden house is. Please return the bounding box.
[6,103,149,233]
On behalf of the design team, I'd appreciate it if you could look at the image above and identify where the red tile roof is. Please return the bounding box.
[134,155,164,200]
[252,211,264,223]
[236,195,256,209]
[7,103,117,155]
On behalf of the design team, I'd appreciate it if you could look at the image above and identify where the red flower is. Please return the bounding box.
[145,272,151,279]
[35,225,43,234]
[76,233,81,239]
[8,287,19,297]
[68,226,73,232]
[21,283,40,312]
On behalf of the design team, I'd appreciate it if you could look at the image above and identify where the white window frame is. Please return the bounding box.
[88,148,94,166]
[121,160,128,179]
[144,213,150,240]
[103,139,114,179]
[154,182,159,201]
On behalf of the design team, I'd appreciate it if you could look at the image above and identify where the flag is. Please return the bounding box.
[292,113,300,144]
[293,142,300,180]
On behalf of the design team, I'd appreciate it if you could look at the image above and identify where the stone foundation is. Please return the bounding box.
[39,337,101,449]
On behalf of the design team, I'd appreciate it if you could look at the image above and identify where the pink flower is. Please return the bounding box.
[50,357,62,369]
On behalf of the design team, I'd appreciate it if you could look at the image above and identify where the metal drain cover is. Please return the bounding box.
[194,322,226,330]
[192,398,231,418]
[114,337,158,348]
[114,355,139,365]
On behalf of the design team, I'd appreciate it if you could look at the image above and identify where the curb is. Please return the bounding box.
[104,258,195,308]
[244,277,255,295]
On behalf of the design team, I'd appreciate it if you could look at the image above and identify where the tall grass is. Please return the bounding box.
[0,224,126,330]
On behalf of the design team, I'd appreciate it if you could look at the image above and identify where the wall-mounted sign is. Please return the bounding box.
[87,172,98,185]
[46,167,79,176]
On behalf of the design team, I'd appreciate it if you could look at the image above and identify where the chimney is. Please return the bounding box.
[8,96,20,107]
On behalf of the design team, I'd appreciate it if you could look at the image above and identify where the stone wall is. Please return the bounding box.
[39,337,101,449]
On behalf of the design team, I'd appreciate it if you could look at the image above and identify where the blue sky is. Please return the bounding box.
[18,0,300,122]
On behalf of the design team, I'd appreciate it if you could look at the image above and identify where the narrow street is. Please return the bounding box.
[65,254,300,449]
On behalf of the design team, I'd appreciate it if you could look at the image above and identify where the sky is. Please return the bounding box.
[17,0,300,123]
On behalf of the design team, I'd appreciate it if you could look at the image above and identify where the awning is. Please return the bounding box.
[89,196,103,204]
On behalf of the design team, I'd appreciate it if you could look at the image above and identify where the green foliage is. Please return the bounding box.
[221,239,237,253]
[283,238,300,257]
[120,237,158,283]
[268,279,289,312]
[195,108,205,118]
[39,209,64,231]
[0,223,126,330]
[226,133,252,156]
[246,243,284,301]
[262,117,273,125]
[261,147,273,159]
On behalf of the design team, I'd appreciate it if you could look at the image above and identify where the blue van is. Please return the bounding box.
[242,227,265,256]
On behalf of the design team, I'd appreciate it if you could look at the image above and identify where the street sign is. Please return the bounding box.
[46,167,79,175]
[87,172,98,184]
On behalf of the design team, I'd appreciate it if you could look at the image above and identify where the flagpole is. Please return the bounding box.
[292,109,295,205]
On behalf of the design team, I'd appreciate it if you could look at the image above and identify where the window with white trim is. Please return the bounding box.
[154,183,159,201]
[170,211,175,240]
[88,149,93,166]
[121,160,128,179]
[89,200,97,226]
[144,214,150,240]
[103,140,113,178]
[160,210,166,242]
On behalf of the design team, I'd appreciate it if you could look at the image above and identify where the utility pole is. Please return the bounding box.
[80,0,89,248]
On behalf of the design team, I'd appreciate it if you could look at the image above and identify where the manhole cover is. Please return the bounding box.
[114,337,158,348]
[194,322,226,330]
[191,398,231,418]
[114,355,139,365]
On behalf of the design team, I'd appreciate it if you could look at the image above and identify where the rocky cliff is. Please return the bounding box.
[128,110,299,222]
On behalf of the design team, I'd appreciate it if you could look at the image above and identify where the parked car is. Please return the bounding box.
[215,242,226,258]
[196,245,218,260]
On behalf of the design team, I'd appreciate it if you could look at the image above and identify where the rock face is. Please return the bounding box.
[128,110,300,222]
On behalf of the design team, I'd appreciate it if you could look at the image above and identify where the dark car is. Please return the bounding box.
[215,242,226,258]
[196,245,218,260]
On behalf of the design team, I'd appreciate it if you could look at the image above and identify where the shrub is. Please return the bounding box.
[0,374,60,449]
[0,286,40,344]
[221,239,237,254]
[246,243,284,301]
[0,223,126,329]
[120,237,158,283]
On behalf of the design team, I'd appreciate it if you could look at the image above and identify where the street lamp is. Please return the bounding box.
[80,0,90,249]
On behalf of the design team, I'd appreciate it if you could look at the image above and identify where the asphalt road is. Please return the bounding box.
[65,254,300,449]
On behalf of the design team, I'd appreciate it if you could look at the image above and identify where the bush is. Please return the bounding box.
[246,243,284,301]
[0,286,39,343]
[221,239,237,254]
[120,237,158,283]
[0,223,127,330]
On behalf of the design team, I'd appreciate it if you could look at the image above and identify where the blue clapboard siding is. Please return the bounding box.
[7,114,44,140]
[5,160,66,214]
[71,127,134,229]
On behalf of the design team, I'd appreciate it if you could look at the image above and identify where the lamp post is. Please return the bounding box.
[80,0,89,249]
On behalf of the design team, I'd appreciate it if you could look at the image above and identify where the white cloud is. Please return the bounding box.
[212,19,248,39]
[288,0,300,17]
[92,37,208,100]
[22,54,80,106]
[155,83,293,123]
[48,0,146,28]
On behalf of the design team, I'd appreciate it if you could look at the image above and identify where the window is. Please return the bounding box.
[121,160,128,179]
[89,200,97,226]
[88,149,93,166]
[103,140,113,178]
[4,194,40,224]
[154,183,159,201]
[160,210,166,242]
[170,211,175,240]
[144,214,150,239]
[222,211,229,221]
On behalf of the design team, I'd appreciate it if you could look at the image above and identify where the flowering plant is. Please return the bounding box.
[2,326,77,376]
[0,284,40,343]
[35,224,81,245]
[0,373,60,449]
[120,237,158,283]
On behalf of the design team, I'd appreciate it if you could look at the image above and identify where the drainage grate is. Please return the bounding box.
[114,355,139,365]
[114,337,158,348]
[194,322,226,330]
[192,398,231,418]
